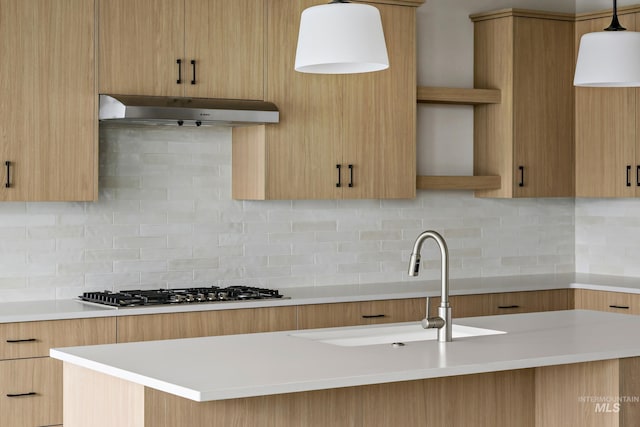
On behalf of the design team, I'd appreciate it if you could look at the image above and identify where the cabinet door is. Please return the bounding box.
[98,0,184,96]
[297,298,425,329]
[0,0,97,201]
[342,3,416,199]
[513,17,574,198]
[185,0,264,100]
[0,358,62,427]
[575,15,637,198]
[263,0,342,199]
[116,307,297,342]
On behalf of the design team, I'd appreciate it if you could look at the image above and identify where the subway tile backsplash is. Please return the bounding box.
[0,124,577,302]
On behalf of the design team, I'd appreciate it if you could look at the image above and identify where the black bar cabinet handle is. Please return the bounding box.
[362,314,386,319]
[609,305,630,310]
[336,164,342,188]
[6,392,37,398]
[627,165,632,187]
[6,338,36,343]
[176,59,182,84]
[518,166,524,187]
[498,305,520,309]
[191,60,196,85]
[4,161,10,188]
[636,165,640,187]
[348,164,354,187]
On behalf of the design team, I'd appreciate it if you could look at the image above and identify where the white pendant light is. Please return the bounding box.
[294,0,389,74]
[574,0,640,87]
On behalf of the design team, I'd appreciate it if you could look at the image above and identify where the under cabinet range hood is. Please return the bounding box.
[99,94,279,126]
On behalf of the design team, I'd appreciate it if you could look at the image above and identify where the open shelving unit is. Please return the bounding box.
[416,86,502,191]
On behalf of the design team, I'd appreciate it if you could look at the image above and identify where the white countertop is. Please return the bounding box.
[50,309,640,402]
[5,272,640,323]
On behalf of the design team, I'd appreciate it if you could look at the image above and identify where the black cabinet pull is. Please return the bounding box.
[6,392,37,398]
[497,305,520,309]
[336,164,342,188]
[362,314,386,319]
[518,166,524,187]
[636,165,640,187]
[348,164,354,187]
[176,59,183,84]
[191,60,196,85]
[609,305,630,310]
[4,161,10,188]
[6,338,36,343]
[627,165,632,187]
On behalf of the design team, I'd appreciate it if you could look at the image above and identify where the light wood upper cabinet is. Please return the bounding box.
[575,12,638,197]
[232,0,416,200]
[99,0,264,100]
[472,10,575,198]
[0,0,97,201]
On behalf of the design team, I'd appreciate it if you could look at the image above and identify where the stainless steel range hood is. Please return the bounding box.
[99,94,279,126]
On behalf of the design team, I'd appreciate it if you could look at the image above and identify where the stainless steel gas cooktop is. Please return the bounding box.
[79,286,285,308]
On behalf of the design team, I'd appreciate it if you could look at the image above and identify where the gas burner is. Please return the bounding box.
[80,286,285,308]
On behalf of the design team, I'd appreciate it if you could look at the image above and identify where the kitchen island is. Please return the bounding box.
[52,310,640,427]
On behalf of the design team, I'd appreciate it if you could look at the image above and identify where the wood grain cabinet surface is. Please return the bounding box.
[0,0,97,201]
[471,10,575,198]
[116,306,297,343]
[98,0,264,100]
[575,10,640,197]
[232,0,416,200]
[0,317,115,427]
[574,289,640,315]
[297,298,425,329]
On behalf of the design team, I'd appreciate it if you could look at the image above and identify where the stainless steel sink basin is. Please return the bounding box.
[290,322,506,347]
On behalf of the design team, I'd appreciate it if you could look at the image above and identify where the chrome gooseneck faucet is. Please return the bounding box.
[408,230,452,342]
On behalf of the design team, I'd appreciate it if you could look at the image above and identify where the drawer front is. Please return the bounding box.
[574,289,638,315]
[429,290,569,318]
[0,317,116,360]
[0,357,62,427]
[117,306,297,343]
[297,298,425,330]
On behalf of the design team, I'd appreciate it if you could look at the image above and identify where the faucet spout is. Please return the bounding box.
[408,230,452,342]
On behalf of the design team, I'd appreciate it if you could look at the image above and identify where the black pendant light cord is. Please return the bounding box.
[605,0,626,31]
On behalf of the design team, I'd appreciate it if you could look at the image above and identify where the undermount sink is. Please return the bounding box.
[290,322,506,347]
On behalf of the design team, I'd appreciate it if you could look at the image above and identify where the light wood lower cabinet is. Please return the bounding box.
[297,298,425,329]
[0,357,63,427]
[574,289,640,315]
[429,289,570,318]
[116,307,297,343]
[0,317,115,427]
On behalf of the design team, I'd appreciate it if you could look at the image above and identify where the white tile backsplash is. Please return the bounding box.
[0,123,578,302]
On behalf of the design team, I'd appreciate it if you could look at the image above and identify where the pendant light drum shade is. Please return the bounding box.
[294,3,389,74]
[574,31,640,87]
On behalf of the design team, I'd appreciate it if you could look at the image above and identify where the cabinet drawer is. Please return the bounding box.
[0,317,116,360]
[574,289,640,315]
[429,290,569,318]
[297,298,425,330]
[117,306,297,343]
[0,357,62,427]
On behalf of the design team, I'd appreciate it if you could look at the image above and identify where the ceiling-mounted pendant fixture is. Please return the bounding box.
[294,0,389,74]
[574,0,640,87]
